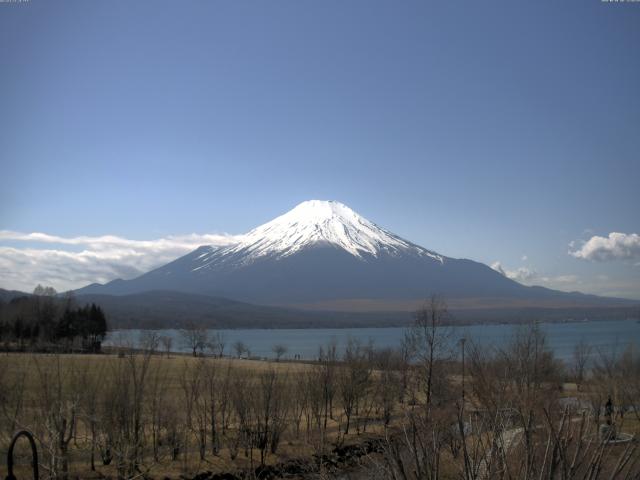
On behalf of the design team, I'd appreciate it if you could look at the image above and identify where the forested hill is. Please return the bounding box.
[74,290,413,329]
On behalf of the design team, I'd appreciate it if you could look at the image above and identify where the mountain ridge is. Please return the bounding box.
[75,200,635,310]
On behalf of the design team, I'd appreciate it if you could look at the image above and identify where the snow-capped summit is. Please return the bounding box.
[232,200,441,260]
[193,200,444,270]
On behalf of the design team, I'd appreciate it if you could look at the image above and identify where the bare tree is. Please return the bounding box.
[305,367,325,437]
[318,339,338,432]
[617,344,640,422]
[405,295,452,410]
[202,358,222,455]
[272,343,288,361]
[33,354,79,480]
[0,326,637,480]
[572,339,593,384]
[78,360,104,471]
[381,297,456,480]
[181,323,209,357]
[180,360,203,470]
[160,335,173,358]
[459,337,640,480]
[501,324,561,478]
[32,284,59,344]
[0,354,27,443]
[33,284,57,297]
[146,362,170,463]
[338,338,372,434]
[233,340,248,358]
[589,343,640,426]
[253,369,290,464]
[589,345,621,425]
[101,348,154,478]
[219,364,234,435]
[139,331,160,353]
[208,331,226,358]
[290,371,309,439]
[373,348,403,428]
[230,369,254,462]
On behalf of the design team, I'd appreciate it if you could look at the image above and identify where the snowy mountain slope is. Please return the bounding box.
[191,200,443,271]
[75,201,634,309]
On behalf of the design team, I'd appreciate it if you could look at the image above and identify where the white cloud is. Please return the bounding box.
[570,232,640,262]
[0,230,240,293]
[490,261,537,282]
[491,259,639,299]
[490,261,506,276]
[539,274,579,285]
[521,255,528,261]
[0,230,238,252]
[491,261,581,289]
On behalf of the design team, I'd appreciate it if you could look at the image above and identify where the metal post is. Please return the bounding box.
[460,337,466,409]
[5,430,39,480]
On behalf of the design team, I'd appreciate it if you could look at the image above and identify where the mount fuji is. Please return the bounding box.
[76,200,631,312]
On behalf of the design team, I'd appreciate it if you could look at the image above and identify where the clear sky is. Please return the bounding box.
[1,0,639,298]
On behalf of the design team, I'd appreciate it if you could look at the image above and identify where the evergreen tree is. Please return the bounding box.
[86,304,107,351]
[1,289,108,352]
[13,316,25,349]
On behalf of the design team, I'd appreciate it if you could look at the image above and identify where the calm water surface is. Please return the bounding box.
[106,319,640,361]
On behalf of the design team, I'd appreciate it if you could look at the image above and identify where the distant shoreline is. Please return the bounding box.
[105,314,639,331]
[105,319,639,362]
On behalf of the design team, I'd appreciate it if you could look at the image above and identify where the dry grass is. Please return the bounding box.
[0,352,374,479]
[2,351,637,480]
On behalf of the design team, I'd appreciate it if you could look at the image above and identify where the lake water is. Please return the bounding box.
[105,319,640,362]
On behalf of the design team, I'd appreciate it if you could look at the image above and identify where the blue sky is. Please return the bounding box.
[1,0,639,298]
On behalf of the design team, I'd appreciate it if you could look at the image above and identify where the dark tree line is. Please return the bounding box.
[0,285,108,352]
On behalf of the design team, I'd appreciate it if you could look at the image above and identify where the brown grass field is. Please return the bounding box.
[1,342,638,480]
[0,351,386,479]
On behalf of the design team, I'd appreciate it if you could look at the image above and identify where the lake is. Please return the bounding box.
[105,319,640,362]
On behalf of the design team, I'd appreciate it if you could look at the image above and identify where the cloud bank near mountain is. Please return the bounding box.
[490,262,537,282]
[490,261,582,291]
[0,230,239,292]
[1,223,637,300]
